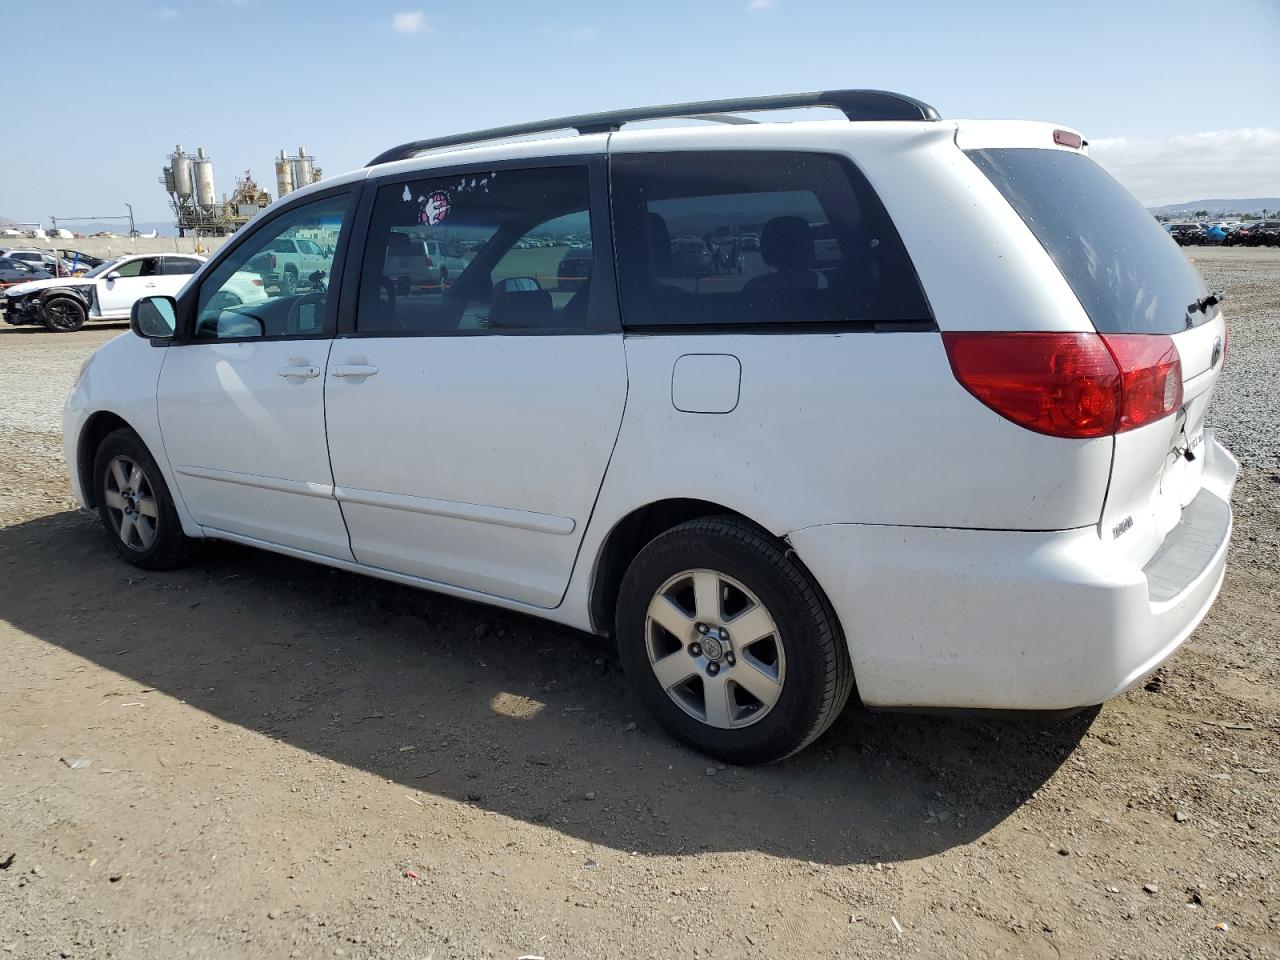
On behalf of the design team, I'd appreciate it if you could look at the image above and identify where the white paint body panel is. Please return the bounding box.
[156,339,353,560]
[63,334,202,538]
[323,334,627,607]
[602,332,1111,532]
[789,434,1237,708]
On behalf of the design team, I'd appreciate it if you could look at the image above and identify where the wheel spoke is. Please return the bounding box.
[731,657,783,709]
[110,459,129,491]
[134,497,158,519]
[647,594,693,641]
[103,490,127,510]
[650,652,696,692]
[692,570,721,623]
[134,517,156,550]
[118,513,136,546]
[701,674,733,728]
[727,603,776,646]
[129,464,145,491]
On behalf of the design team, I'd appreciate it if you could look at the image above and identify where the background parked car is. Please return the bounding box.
[670,236,712,276]
[383,233,469,292]
[557,246,593,290]
[0,257,54,284]
[1,254,208,331]
[56,249,106,271]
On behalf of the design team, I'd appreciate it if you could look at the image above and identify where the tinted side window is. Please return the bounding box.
[610,151,930,329]
[357,165,596,334]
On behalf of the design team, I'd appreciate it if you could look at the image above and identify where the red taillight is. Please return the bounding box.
[251,278,263,286]
[943,332,1181,439]
[424,253,434,267]
[1101,334,1183,431]
[1053,129,1083,149]
[265,253,277,270]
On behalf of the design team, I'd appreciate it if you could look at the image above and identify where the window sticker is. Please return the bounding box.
[419,190,451,226]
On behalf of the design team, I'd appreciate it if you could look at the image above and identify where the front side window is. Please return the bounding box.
[193,194,349,340]
[113,257,159,278]
[357,165,596,334]
[610,151,930,329]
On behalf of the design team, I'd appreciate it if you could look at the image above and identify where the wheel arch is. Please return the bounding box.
[77,411,136,509]
[589,497,779,634]
[39,287,92,311]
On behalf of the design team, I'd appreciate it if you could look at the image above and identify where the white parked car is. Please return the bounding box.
[4,254,201,331]
[383,233,469,292]
[2,253,266,331]
[64,91,1236,763]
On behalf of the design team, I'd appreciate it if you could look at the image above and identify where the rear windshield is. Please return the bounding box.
[967,148,1210,334]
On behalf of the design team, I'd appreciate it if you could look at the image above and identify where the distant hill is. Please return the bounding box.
[1150,198,1280,217]
[0,217,175,238]
[50,220,175,238]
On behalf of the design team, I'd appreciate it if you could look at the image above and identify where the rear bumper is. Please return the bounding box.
[789,432,1238,710]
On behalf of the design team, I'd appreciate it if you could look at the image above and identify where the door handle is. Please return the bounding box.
[144,283,157,288]
[278,365,321,379]
[330,364,379,378]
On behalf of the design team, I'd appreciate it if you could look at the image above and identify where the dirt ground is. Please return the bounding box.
[0,247,1277,960]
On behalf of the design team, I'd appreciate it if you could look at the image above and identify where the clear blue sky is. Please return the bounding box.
[4,0,1279,224]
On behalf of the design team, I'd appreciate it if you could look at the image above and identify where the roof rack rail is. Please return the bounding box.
[367,89,940,166]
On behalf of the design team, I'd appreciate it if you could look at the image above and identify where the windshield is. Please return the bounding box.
[83,258,123,279]
[967,148,1210,334]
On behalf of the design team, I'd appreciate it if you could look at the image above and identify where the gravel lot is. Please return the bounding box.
[0,247,1276,959]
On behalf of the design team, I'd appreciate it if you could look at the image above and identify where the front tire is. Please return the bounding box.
[92,428,191,570]
[43,296,86,332]
[616,516,854,764]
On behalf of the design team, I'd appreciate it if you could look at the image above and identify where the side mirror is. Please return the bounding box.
[105,271,122,281]
[494,276,540,295]
[131,295,177,341]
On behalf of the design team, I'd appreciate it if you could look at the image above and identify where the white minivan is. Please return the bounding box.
[64,91,1236,763]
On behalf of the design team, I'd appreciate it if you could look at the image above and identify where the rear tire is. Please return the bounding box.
[43,296,86,332]
[616,516,854,764]
[92,428,191,570]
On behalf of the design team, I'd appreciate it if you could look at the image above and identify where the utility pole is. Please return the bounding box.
[125,203,138,238]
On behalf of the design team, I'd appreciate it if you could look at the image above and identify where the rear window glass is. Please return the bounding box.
[967,148,1210,334]
[162,257,202,275]
[610,151,931,329]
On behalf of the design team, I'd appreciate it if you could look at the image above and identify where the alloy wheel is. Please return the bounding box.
[103,456,159,551]
[46,300,81,330]
[644,568,786,729]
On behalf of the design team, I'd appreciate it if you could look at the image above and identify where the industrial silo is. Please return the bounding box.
[275,149,295,198]
[169,145,193,199]
[193,147,216,208]
[290,146,315,190]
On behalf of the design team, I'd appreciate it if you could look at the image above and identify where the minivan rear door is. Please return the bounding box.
[323,156,626,608]
[967,144,1226,565]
